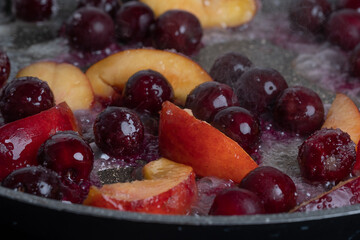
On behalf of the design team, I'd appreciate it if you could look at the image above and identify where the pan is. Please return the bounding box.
[0,0,358,239]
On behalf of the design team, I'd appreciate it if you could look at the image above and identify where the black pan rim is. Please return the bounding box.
[2,185,360,226]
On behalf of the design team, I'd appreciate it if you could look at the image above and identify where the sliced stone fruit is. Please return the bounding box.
[159,101,258,183]
[140,0,258,28]
[16,61,95,110]
[85,48,212,106]
[83,158,197,215]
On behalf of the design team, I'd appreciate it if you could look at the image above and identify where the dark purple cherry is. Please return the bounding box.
[209,52,253,89]
[209,187,265,216]
[185,81,239,122]
[1,166,63,200]
[211,106,261,154]
[13,0,54,22]
[152,10,203,56]
[115,1,155,44]
[122,69,174,114]
[297,128,356,183]
[0,76,55,123]
[37,131,94,184]
[349,43,360,77]
[65,7,115,51]
[0,49,10,87]
[93,107,144,157]
[77,0,120,19]
[273,86,324,136]
[289,0,332,35]
[326,9,360,51]
[239,166,297,213]
[337,0,360,10]
[235,67,288,115]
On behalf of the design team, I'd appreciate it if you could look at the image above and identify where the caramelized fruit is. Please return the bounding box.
[77,0,120,19]
[0,49,10,87]
[0,76,55,123]
[13,0,54,22]
[298,128,356,183]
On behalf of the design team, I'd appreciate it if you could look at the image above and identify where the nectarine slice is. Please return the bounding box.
[83,158,197,215]
[16,61,94,110]
[322,93,360,146]
[159,101,258,183]
[0,102,78,181]
[85,48,213,105]
[140,0,258,28]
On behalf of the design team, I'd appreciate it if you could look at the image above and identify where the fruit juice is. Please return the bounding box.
[1,0,360,216]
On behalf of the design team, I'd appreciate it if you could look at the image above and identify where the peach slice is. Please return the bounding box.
[85,48,213,106]
[291,176,360,212]
[16,61,94,110]
[83,158,197,215]
[159,101,258,183]
[140,0,258,28]
[322,93,360,146]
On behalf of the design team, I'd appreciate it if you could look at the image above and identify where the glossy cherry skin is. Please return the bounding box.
[13,0,54,22]
[0,76,55,123]
[152,10,203,56]
[239,166,297,213]
[1,166,64,200]
[77,0,120,19]
[326,9,360,51]
[209,187,265,216]
[235,67,288,115]
[273,86,324,136]
[65,7,115,51]
[209,52,253,89]
[289,0,332,35]
[37,131,94,184]
[93,107,145,158]
[211,106,261,154]
[298,128,356,183]
[115,1,155,44]
[185,81,239,122]
[0,49,10,87]
[122,69,174,115]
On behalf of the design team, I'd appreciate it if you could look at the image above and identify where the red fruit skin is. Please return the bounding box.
[0,102,78,181]
[85,171,197,215]
[292,176,360,212]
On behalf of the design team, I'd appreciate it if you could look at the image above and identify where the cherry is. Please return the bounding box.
[239,166,297,213]
[289,0,332,35]
[337,0,360,10]
[37,131,94,185]
[1,166,63,200]
[77,0,120,19]
[209,187,265,216]
[93,106,145,158]
[349,43,360,78]
[211,106,261,154]
[115,1,155,44]
[273,86,324,136]
[65,7,115,52]
[152,10,203,56]
[0,49,10,87]
[326,9,360,51]
[235,67,288,115]
[122,69,174,115]
[13,0,54,22]
[185,81,239,122]
[209,52,253,89]
[0,76,55,123]
[297,128,356,183]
